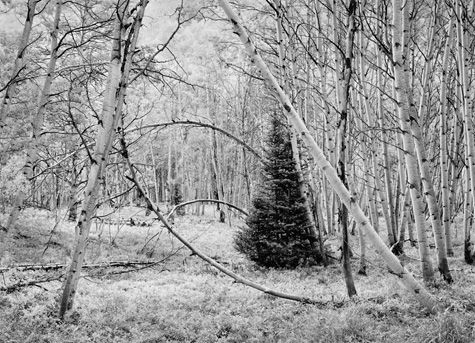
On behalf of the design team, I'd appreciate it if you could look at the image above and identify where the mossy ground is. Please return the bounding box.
[1,206,474,343]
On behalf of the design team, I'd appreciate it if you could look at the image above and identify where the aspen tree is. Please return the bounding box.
[357,20,395,248]
[218,0,437,312]
[463,147,473,263]
[407,7,452,282]
[455,0,475,263]
[0,0,37,129]
[374,0,397,243]
[356,48,379,235]
[439,15,455,257]
[3,0,63,235]
[273,0,321,255]
[391,0,434,283]
[356,90,371,275]
[331,0,357,297]
[313,0,335,234]
[59,0,149,317]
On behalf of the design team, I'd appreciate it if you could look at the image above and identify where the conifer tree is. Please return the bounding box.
[234,115,321,268]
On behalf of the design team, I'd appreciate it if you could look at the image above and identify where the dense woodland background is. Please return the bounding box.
[1,0,475,342]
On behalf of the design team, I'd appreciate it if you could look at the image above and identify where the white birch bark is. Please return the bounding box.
[314,1,334,234]
[218,0,437,312]
[456,0,475,263]
[439,16,455,257]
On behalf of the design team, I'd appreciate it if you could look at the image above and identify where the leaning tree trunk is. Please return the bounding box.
[59,0,148,317]
[0,0,37,129]
[218,0,437,312]
[5,0,63,235]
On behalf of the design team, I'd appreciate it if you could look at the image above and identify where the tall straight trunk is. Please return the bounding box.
[313,1,334,234]
[0,0,37,129]
[375,0,397,242]
[59,0,148,317]
[332,0,357,298]
[396,187,410,252]
[358,28,394,246]
[440,15,455,257]
[391,0,434,283]
[218,0,437,312]
[150,146,160,204]
[357,91,379,233]
[456,0,475,263]
[463,149,473,263]
[67,151,80,222]
[448,91,462,230]
[167,130,174,204]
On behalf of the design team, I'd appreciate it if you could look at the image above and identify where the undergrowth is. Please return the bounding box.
[0,206,474,343]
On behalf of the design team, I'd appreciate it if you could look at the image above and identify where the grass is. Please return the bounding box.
[1,206,475,342]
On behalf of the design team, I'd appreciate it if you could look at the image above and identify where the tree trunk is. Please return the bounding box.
[332,0,357,298]
[456,0,475,264]
[391,0,434,283]
[440,15,455,257]
[59,0,148,317]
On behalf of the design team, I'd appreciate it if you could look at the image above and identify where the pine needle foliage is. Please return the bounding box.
[234,116,318,268]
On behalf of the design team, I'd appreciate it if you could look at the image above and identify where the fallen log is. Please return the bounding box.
[0,260,160,272]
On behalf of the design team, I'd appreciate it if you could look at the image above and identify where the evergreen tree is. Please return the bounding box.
[235,115,320,268]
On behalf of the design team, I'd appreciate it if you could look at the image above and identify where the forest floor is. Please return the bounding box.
[1,206,475,343]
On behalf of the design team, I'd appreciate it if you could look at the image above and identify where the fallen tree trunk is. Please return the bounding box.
[0,260,160,272]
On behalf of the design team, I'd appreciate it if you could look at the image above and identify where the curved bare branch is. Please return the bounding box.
[125,120,263,163]
[167,199,249,219]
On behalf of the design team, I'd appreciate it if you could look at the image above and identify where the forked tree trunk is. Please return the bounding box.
[218,0,437,312]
